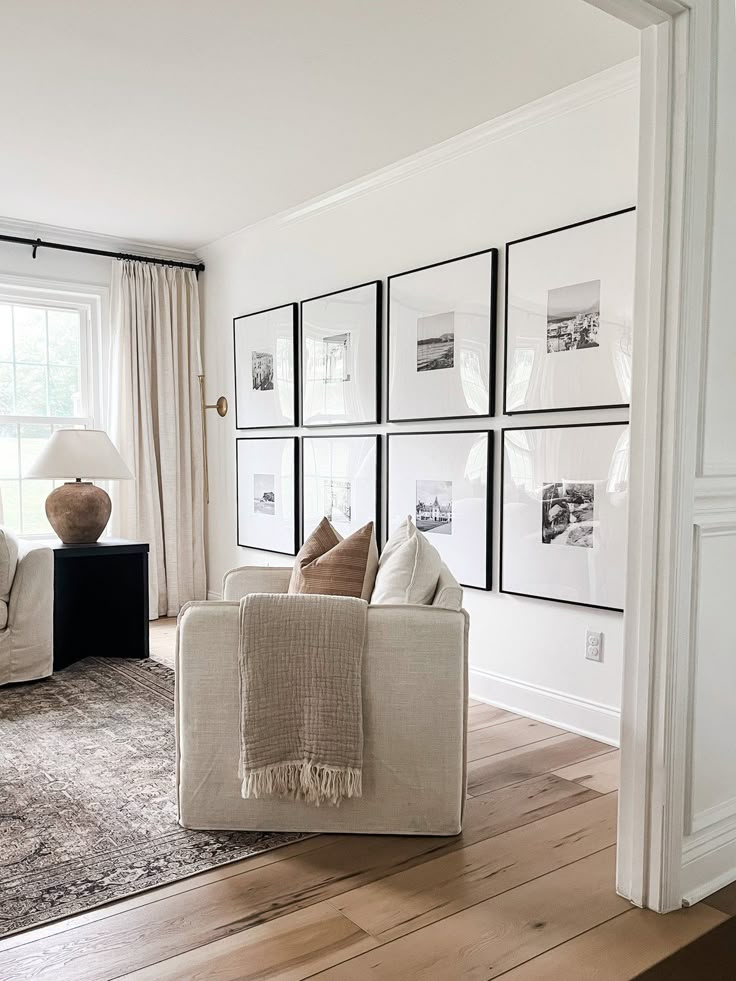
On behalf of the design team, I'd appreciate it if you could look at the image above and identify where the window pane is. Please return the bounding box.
[19,423,52,478]
[13,306,46,363]
[48,365,80,416]
[0,479,21,530]
[47,310,81,366]
[0,305,12,361]
[0,362,13,413]
[14,363,48,415]
[21,478,53,534]
[0,291,90,534]
[0,423,19,478]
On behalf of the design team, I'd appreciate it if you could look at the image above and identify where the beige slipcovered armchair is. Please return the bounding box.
[0,528,54,686]
[176,563,468,835]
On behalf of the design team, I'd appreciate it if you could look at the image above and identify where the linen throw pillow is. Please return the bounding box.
[371,516,442,605]
[288,518,378,600]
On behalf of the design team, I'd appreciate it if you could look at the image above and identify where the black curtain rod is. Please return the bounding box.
[0,232,205,274]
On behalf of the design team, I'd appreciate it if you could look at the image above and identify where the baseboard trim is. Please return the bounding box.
[469,667,620,747]
[682,822,736,905]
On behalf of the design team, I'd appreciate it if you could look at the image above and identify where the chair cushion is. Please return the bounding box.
[371,516,442,606]
[0,599,7,630]
[0,526,19,603]
[288,518,378,600]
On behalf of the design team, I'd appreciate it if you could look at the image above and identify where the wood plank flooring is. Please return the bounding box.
[3,626,728,980]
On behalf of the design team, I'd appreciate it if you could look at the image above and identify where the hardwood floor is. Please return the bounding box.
[2,628,727,980]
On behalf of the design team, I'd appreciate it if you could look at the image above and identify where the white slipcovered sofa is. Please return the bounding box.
[0,528,54,686]
[176,563,468,835]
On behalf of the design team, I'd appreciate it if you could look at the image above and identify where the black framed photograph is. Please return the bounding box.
[387,430,492,590]
[500,422,630,611]
[234,303,298,429]
[387,248,497,422]
[236,437,299,554]
[504,208,636,414]
[302,434,380,542]
[301,281,381,427]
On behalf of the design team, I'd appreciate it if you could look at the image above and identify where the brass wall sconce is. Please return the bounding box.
[198,376,228,503]
[204,395,228,417]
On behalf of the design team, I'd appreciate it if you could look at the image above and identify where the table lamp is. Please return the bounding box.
[25,429,133,544]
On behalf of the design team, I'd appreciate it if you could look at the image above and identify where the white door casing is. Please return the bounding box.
[584,0,736,912]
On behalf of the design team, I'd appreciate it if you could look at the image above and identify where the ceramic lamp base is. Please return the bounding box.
[45,481,112,544]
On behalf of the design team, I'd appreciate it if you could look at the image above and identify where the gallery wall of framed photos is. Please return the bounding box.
[232,207,633,605]
[203,69,639,739]
[232,245,500,587]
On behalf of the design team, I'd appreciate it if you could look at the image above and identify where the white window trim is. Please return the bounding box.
[0,274,109,537]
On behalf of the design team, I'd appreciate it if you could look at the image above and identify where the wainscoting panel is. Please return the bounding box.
[682,474,736,904]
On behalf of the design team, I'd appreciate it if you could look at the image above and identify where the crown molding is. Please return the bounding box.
[0,216,199,264]
[202,57,639,251]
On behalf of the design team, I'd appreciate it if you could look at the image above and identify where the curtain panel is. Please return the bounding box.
[109,260,206,618]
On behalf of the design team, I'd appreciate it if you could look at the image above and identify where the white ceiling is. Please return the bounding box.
[0,1,637,252]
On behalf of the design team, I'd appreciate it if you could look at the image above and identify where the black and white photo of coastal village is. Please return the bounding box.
[546,279,600,354]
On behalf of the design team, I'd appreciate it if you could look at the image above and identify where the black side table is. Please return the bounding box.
[50,539,150,671]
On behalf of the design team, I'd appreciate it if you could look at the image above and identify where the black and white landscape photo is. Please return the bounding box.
[323,478,351,524]
[253,473,276,515]
[541,481,594,548]
[416,312,455,371]
[416,479,453,534]
[252,350,274,390]
[546,280,600,354]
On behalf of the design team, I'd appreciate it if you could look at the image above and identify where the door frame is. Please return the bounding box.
[582,0,718,911]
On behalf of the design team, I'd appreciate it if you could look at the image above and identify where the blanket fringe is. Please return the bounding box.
[241,761,362,807]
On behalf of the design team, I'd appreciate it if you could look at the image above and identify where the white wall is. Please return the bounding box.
[199,64,639,744]
[0,240,112,291]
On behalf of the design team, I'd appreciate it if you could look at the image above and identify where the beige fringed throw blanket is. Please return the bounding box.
[238,592,367,806]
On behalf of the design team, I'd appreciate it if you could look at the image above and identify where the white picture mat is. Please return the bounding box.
[387,431,489,588]
[505,210,636,412]
[237,438,296,553]
[501,424,629,609]
[302,436,378,539]
[302,283,378,425]
[388,252,493,421]
[234,306,295,427]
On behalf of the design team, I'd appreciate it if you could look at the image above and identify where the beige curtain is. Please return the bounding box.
[109,260,206,618]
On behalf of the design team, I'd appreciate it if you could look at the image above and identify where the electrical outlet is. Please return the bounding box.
[585,630,603,662]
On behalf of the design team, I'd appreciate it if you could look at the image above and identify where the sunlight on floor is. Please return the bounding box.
[149,617,177,670]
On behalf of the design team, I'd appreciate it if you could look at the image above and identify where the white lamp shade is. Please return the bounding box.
[24,429,133,480]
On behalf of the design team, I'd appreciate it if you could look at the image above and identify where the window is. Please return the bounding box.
[0,287,100,535]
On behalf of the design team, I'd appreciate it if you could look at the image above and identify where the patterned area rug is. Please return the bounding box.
[0,657,309,937]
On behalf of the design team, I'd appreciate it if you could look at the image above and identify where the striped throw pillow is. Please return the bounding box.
[288,518,378,599]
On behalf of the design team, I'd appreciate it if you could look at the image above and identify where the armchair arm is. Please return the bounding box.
[222,565,292,601]
[9,544,53,628]
[2,543,54,684]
